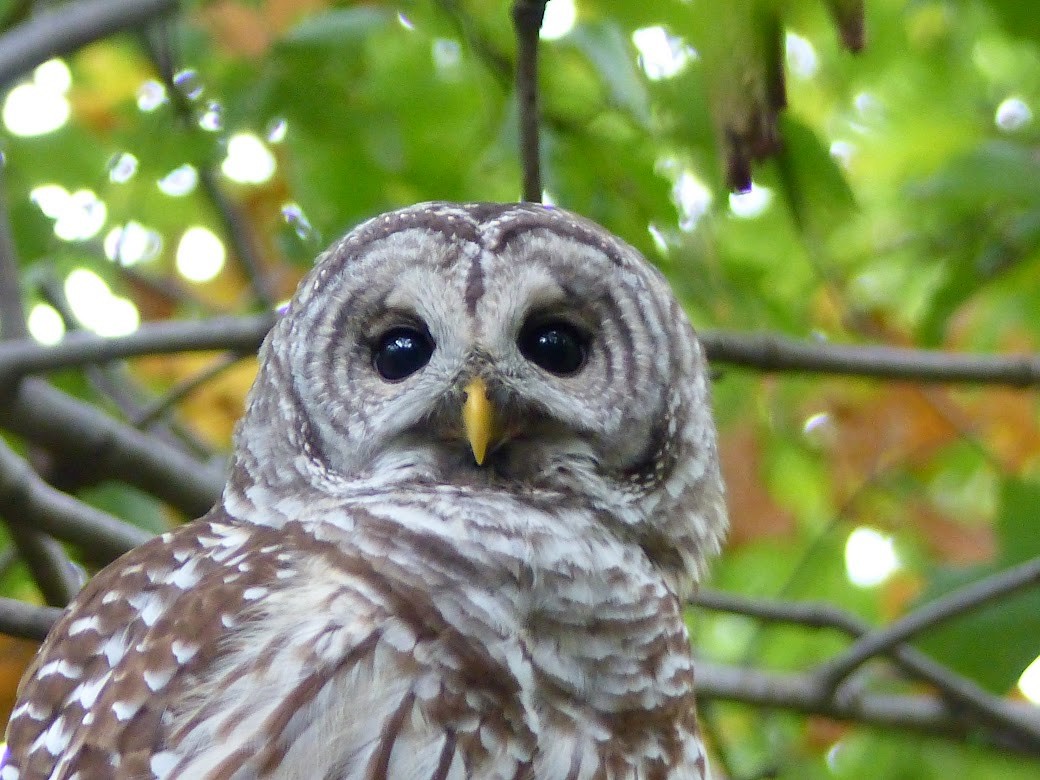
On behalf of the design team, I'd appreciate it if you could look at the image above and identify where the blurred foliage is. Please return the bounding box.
[1,0,1039,776]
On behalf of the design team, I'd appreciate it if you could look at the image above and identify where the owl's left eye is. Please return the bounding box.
[373,327,434,381]
[518,319,588,376]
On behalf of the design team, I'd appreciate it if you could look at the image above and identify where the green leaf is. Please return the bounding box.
[774,115,857,239]
[279,7,389,50]
[566,21,651,127]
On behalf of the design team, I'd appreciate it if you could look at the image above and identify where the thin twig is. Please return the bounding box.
[0,596,63,641]
[141,29,278,309]
[512,0,548,202]
[818,557,1040,691]
[197,167,277,309]
[0,0,176,87]
[131,351,249,428]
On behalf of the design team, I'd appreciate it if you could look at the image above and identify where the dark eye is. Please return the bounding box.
[518,320,588,376]
[373,327,434,381]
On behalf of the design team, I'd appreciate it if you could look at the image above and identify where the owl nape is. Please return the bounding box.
[4,202,727,780]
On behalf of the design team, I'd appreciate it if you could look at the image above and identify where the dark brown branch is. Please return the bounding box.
[819,557,1040,691]
[700,330,1040,385]
[0,597,63,642]
[0,170,80,607]
[6,319,1040,388]
[0,315,271,385]
[0,380,224,517]
[512,0,548,202]
[0,0,177,87]
[693,588,1040,752]
[695,660,1040,757]
[0,437,153,564]
[3,527,81,608]
[0,173,27,341]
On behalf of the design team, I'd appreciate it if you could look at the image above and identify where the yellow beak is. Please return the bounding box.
[462,377,495,465]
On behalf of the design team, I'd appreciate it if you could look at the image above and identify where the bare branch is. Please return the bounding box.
[0,597,63,642]
[700,330,1040,385]
[7,318,1040,390]
[0,437,154,564]
[0,169,80,606]
[4,526,81,608]
[0,315,271,385]
[0,171,27,341]
[693,589,1040,752]
[695,660,1040,757]
[819,557,1040,691]
[0,380,224,517]
[512,0,548,202]
[0,0,177,87]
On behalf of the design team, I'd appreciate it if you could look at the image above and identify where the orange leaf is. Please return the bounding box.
[720,425,797,546]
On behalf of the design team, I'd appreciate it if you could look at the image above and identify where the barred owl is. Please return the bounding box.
[3,202,727,779]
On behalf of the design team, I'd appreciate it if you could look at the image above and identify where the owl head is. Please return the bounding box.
[226,202,726,593]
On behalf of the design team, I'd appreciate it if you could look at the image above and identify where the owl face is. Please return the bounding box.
[276,207,669,485]
[231,203,725,586]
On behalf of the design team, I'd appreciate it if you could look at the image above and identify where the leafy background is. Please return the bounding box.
[1,0,1039,777]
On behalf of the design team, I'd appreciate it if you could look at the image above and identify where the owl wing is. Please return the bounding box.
[4,511,528,780]
[4,514,298,779]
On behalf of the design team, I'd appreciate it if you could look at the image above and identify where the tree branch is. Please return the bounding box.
[0,0,177,87]
[512,0,548,202]
[0,597,63,642]
[695,660,1040,757]
[818,557,1040,691]
[0,315,271,386]
[693,588,1040,752]
[5,318,1040,389]
[700,330,1040,385]
[3,526,81,608]
[0,168,79,607]
[0,437,154,564]
[0,380,224,517]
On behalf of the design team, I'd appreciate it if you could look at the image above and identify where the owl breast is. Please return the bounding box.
[160,488,707,779]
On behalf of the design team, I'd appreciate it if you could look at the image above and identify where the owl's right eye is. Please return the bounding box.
[372,327,434,381]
